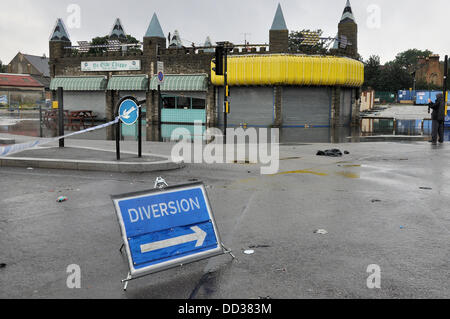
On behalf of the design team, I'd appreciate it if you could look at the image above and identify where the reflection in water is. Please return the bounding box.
[2,111,450,144]
[360,118,450,141]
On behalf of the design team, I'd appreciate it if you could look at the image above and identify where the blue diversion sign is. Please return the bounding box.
[112,183,225,277]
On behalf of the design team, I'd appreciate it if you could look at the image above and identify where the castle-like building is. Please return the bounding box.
[49,1,362,141]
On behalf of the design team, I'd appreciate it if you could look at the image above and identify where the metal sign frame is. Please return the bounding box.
[114,95,144,160]
[111,182,234,290]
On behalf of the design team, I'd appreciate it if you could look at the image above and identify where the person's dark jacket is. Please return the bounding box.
[429,94,446,121]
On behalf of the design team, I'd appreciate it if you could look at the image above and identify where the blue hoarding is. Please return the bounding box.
[112,183,224,277]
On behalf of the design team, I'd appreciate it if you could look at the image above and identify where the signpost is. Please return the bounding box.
[112,182,234,290]
[57,87,64,148]
[115,96,144,160]
[156,60,164,141]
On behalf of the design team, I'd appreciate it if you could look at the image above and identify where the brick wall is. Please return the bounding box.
[338,22,358,59]
[416,55,444,87]
[269,30,289,53]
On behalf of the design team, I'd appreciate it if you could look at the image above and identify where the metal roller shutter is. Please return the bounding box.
[218,87,274,127]
[282,87,331,127]
[340,89,352,126]
[63,92,107,120]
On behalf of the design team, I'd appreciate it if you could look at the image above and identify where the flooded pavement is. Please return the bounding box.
[1,110,447,144]
[2,140,450,298]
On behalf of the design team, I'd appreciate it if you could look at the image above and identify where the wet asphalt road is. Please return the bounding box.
[1,141,450,299]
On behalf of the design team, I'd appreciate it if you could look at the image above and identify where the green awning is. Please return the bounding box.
[50,76,107,91]
[107,75,149,91]
[150,74,208,91]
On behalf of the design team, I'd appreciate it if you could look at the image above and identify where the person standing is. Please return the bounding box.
[428,93,446,145]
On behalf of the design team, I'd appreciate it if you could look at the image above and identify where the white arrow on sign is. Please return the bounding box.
[121,106,136,120]
[140,226,207,254]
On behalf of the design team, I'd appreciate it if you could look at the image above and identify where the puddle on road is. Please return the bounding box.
[339,164,362,168]
[335,171,360,179]
[273,170,329,177]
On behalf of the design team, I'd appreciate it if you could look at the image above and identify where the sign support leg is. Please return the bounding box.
[122,272,132,291]
[221,243,236,260]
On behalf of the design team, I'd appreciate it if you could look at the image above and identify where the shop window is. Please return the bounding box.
[177,97,191,110]
[162,96,176,109]
[192,98,206,109]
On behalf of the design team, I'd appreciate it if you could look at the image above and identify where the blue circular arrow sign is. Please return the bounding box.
[119,99,139,126]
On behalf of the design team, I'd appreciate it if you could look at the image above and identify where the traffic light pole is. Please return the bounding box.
[223,47,228,141]
[444,55,448,115]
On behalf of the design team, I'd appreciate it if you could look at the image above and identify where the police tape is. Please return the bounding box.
[0,117,120,157]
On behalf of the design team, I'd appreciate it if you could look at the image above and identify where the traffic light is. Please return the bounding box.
[213,45,224,76]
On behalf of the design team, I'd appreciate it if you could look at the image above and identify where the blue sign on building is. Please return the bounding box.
[112,183,227,278]
[119,98,139,126]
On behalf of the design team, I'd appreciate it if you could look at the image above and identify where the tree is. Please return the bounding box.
[0,60,7,73]
[288,29,329,55]
[88,35,142,54]
[363,55,381,90]
[394,49,433,71]
[88,36,109,54]
[378,61,413,92]
[362,49,440,92]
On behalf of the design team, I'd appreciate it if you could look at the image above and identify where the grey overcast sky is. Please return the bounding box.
[0,0,449,65]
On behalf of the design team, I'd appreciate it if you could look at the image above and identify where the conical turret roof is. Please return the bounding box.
[50,19,70,42]
[109,18,127,40]
[145,13,165,38]
[340,0,356,23]
[169,30,183,48]
[270,3,288,31]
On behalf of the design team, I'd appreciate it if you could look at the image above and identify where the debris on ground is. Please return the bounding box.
[400,226,406,230]
[259,296,272,299]
[275,267,287,273]
[314,229,328,235]
[249,245,271,249]
[371,199,382,203]
[57,196,68,203]
[344,151,350,155]
[0,263,6,269]
[317,149,343,157]
[244,250,255,255]
[419,187,433,190]
[27,167,34,170]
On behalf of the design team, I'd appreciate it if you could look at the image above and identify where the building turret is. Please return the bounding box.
[143,13,166,58]
[109,18,127,41]
[338,0,358,58]
[169,30,183,48]
[269,3,289,53]
[49,19,72,76]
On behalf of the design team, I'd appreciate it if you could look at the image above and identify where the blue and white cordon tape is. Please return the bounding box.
[0,117,120,157]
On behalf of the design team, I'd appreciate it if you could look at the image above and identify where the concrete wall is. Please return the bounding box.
[361,90,374,111]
